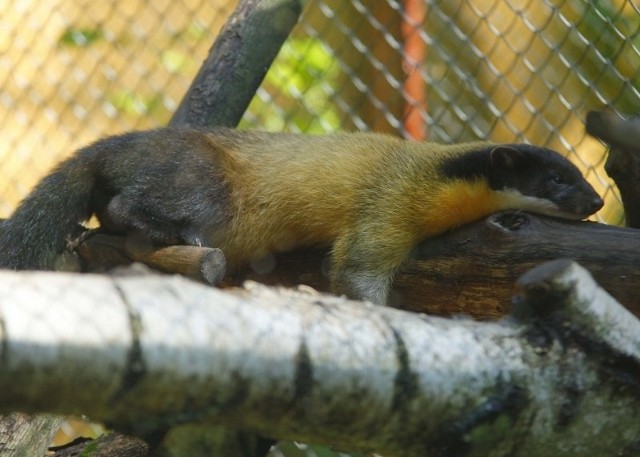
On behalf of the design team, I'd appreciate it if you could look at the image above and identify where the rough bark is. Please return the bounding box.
[77,211,640,320]
[169,0,302,128]
[0,263,638,456]
[0,413,63,457]
[394,212,640,317]
[76,232,226,285]
[48,433,149,457]
[227,212,640,319]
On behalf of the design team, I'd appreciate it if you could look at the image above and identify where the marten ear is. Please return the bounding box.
[489,146,524,169]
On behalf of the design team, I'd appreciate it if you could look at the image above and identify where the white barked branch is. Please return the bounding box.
[0,260,638,456]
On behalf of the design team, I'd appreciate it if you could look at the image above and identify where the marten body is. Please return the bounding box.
[0,128,603,304]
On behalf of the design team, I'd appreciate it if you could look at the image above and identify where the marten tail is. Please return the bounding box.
[0,152,96,270]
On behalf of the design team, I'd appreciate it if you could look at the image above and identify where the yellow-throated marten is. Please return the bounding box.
[0,128,603,304]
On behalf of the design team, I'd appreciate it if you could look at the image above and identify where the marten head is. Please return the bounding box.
[441,144,604,219]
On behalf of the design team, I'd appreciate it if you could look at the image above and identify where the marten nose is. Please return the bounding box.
[590,196,604,212]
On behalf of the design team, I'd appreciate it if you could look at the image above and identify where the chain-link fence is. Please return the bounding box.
[1,0,639,453]
[2,0,638,223]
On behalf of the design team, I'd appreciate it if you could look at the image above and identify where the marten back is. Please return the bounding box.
[203,131,501,264]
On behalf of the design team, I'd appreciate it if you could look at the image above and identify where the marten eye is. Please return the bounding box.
[548,172,564,185]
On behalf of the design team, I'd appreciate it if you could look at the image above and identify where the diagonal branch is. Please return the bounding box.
[169,0,302,128]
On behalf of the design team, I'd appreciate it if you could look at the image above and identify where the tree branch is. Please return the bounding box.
[75,232,226,285]
[76,212,640,320]
[169,0,302,128]
[48,433,149,457]
[0,263,639,456]
[0,413,63,457]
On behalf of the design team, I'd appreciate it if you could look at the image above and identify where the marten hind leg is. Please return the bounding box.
[99,194,186,245]
[99,185,231,249]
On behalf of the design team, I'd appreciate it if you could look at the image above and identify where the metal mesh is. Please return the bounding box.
[2,0,639,453]
[0,0,233,214]
[243,0,640,224]
[1,1,637,222]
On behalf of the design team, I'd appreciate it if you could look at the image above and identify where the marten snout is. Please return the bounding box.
[590,196,605,212]
[584,195,604,214]
[572,194,604,217]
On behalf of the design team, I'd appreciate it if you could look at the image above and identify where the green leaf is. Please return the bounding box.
[161,50,191,73]
[59,27,103,47]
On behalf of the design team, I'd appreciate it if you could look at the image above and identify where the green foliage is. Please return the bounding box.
[108,89,165,118]
[243,37,341,133]
[58,20,206,121]
[580,1,621,60]
[161,22,208,73]
[58,27,103,47]
[574,0,640,113]
[161,50,193,73]
[174,20,209,41]
[268,38,333,92]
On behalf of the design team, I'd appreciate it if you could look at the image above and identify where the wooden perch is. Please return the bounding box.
[1,263,639,456]
[234,211,640,319]
[395,211,640,317]
[586,110,640,228]
[75,232,226,285]
[75,211,640,320]
[167,1,301,454]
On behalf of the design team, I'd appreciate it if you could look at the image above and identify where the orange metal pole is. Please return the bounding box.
[401,0,428,140]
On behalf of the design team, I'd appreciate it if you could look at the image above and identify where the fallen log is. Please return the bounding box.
[75,210,640,320]
[229,211,640,319]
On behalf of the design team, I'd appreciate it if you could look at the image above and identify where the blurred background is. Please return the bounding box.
[1,0,639,453]
[1,0,639,224]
